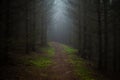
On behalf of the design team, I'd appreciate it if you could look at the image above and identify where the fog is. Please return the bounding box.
[47,0,74,44]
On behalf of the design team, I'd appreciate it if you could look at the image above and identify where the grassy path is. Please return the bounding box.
[48,42,76,80]
[0,42,109,80]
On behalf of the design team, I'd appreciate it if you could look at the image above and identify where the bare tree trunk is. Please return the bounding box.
[4,0,10,63]
[113,18,117,72]
[32,0,36,51]
[26,3,29,54]
[97,0,103,69]
[103,0,108,70]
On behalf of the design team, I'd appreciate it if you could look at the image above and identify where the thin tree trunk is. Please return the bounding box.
[113,18,117,72]
[32,0,36,51]
[4,0,10,63]
[26,3,29,54]
[103,0,108,70]
[97,0,103,69]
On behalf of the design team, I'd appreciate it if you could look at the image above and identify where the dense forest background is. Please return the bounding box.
[0,0,120,79]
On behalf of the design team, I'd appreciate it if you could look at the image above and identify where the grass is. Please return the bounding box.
[62,44,105,80]
[62,44,78,54]
[12,42,55,68]
[70,57,96,80]
[29,44,55,68]
[1,44,55,80]
[30,57,52,68]
[40,45,55,57]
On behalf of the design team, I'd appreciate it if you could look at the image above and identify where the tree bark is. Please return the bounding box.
[103,0,108,70]
[97,0,103,69]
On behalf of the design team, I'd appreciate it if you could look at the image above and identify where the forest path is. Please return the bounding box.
[0,42,109,80]
[49,42,76,80]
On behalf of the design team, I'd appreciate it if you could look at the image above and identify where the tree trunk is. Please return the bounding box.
[26,3,29,54]
[32,0,36,51]
[4,0,10,63]
[103,0,108,70]
[97,0,103,69]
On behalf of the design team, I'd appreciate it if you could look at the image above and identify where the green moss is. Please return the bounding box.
[40,46,55,57]
[72,58,95,80]
[30,57,52,68]
[62,44,104,80]
[62,44,78,54]
[29,44,55,68]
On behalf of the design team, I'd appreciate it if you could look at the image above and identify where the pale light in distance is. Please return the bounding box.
[47,0,73,43]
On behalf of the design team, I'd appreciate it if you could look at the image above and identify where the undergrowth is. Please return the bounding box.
[29,44,55,68]
[62,44,105,80]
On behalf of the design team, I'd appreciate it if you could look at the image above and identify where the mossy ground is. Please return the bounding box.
[26,44,55,68]
[0,44,55,80]
[62,44,107,80]
[0,42,110,80]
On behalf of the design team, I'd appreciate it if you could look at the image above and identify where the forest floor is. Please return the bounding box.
[0,42,113,80]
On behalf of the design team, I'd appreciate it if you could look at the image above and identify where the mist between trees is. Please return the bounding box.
[0,0,120,75]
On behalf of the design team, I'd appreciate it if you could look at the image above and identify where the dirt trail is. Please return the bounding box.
[0,42,77,80]
[49,42,76,80]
